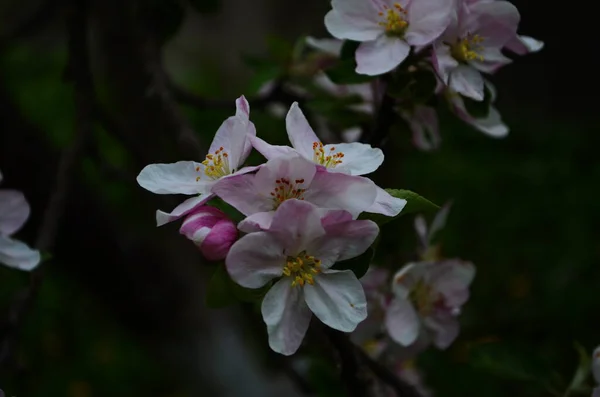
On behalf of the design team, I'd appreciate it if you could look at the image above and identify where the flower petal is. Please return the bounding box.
[156,194,212,226]
[405,0,453,46]
[305,172,377,218]
[262,278,312,355]
[324,8,381,42]
[269,199,326,256]
[209,116,255,171]
[137,161,209,195]
[304,269,367,332]
[406,105,441,152]
[0,235,40,271]
[305,36,344,56]
[211,173,270,216]
[431,42,458,85]
[286,103,320,159]
[249,135,296,161]
[428,202,453,243]
[328,142,383,175]
[385,297,420,346]
[365,186,407,217]
[0,190,30,235]
[429,260,475,307]
[252,154,317,203]
[470,47,512,73]
[200,220,238,261]
[449,65,484,101]
[237,211,276,233]
[226,231,285,288]
[505,35,544,55]
[423,311,459,349]
[356,36,410,76]
[469,106,509,137]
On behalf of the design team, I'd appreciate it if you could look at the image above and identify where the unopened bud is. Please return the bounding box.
[179,206,237,261]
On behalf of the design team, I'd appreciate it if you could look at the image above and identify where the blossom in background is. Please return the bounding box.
[136,96,257,226]
[593,346,600,397]
[414,201,452,259]
[325,0,453,75]
[225,199,378,355]
[213,153,378,231]
[0,170,40,271]
[401,105,441,152]
[179,206,237,261]
[250,103,406,217]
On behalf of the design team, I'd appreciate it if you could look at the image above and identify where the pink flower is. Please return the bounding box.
[225,199,379,355]
[401,105,441,152]
[325,0,454,75]
[446,81,508,138]
[250,103,406,217]
[432,0,520,101]
[385,259,475,349]
[414,201,452,257]
[0,170,40,271]
[136,96,258,226]
[212,153,379,231]
[179,206,237,261]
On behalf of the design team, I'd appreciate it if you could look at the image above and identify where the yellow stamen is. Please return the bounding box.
[312,142,344,168]
[378,3,408,36]
[200,146,232,180]
[451,33,485,62]
[283,251,322,287]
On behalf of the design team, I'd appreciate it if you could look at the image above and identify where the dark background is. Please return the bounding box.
[0,0,598,396]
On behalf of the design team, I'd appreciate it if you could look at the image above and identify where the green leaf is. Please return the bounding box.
[231,280,271,303]
[205,264,237,308]
[188,0,221,14]
[332,247,374,279]
[266,35,294,65]
[359,189,439,226]
[324,59,375,85]
[462,84,492,119]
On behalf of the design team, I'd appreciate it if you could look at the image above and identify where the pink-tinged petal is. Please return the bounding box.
[226,231,285,288]
[414,215,429,249]
[431,42,458,85]
[320,208,353,228]
[405,0,453,46]
[237,212,275,233]
[309,219,379,267]
[286,103,320,159]
[0,190,30,235]
[360,266,390,291]
[156,194,212,227]
[212,174,270,216]
[423,311,459,349]
[449,65,484,101]
[356,36,410,76]
[209,116,255,170]
[593,346,600,383]
[305,172,377,218]
[392,263,422,298]
[262,278,312,356]
[405,105,441,152]
[430,260,475,307]
[505,35,544,55]
[466,1,519,48]
[235,95,250,119]
[304,269,367,332]
[428,202,453,243]
[324,9,381,42]
[305,36,344,56]
[269,199,326,256]
[249,136,296,161]
[253,155,317,200]
[365,186,407,217]
[137,161,209,195]
[0,235,40,271]
[470,47,512,73]
[328,143,383,176]
[385,297,420,346]
[469,106,509,137]
[200,220,238,261]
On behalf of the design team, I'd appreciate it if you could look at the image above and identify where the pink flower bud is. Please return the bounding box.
[179,206,238,261]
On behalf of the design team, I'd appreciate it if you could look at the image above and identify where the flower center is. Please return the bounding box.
[270,178,306,209]
[282,251,321,287]
[451,33,485,62]
[378,3,408,36]
[408,279,436,315]
[312,142,344,168]
[199,147,232,181]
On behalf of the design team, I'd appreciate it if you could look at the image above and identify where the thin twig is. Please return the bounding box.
[0,0,94,367]
[363,92,396,149]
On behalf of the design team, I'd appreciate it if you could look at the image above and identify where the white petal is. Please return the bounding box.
[428,202,453,243]
[237,211,275,233]
[304,269,367,332]
[269,199,326,256]
[365,186,407,217]
[262,278,312,356]
[423,312,459,349]
[226,231,285,288]
[306,173,377,218]
[0,235,40,271]
[505,35,544,55]
[432,42,458,85]
[0,190,30,235]
[137,161,209,195]
[305,36,344,56]
[286,103,320,159]
[324,9,381,42]
[405,0,453,46]
[470,106,509,137]
[249,136,296,161]
[328,143,383,176]
[156,194,211,227]
[209,116,255,170]
[449,65,484,101]
[356,36,410,76]
[385,298,420,346]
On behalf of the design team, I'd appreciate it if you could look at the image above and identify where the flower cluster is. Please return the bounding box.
[137,97,409,355]
[0,169,40,271]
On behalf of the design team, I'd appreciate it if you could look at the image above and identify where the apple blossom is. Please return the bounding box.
[593,346,600,397]
[414,201,452,259]
[213,153,378,231]
[401,105,441,152]
[0,170,40,271]
[249,103,406,217]
[179,206,237,261]
[225,199,378,355]
[385,259,475,349]
[324,0,453,75]
[136,96,257,226]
